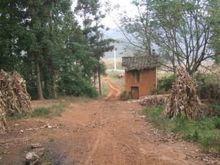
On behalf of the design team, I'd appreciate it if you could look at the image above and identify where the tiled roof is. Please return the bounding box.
[122,55,158,71]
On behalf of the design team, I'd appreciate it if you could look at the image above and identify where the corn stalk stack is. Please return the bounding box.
[164,67,205,120]
[0,70,31,131]
[139,94,169,107]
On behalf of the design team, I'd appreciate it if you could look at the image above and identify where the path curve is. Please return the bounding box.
[103,76,121,100]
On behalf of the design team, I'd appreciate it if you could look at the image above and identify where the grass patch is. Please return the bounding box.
[210,104,220,116]
[143,106,220,153]
[9,103,65,120]
[31,104,65,118]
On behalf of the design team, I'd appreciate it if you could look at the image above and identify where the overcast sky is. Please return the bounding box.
[71,0,137,29]
[71,0,137,58]
[102,0,137,29]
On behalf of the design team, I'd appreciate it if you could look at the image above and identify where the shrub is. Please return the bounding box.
[210,104,220,116]
[213,117,220,129]
[157,74,176,93]
[58,74,98,98]
[195,73,220,103]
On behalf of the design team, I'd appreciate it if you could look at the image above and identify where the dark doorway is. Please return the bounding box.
[131,86,139,99]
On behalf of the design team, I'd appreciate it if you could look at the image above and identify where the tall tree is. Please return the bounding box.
[152,0,214,74]
[0,0,101,99]
[209,0,220,63]
[0,0,28,71]
[75,0,114,95]
[121,0,153,56]
[121,0,215,74]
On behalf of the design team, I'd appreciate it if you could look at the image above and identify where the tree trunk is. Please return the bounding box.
[36,62,44,100]
[52,73,57,99]
[97,66,102,95]
[93,71,97,87]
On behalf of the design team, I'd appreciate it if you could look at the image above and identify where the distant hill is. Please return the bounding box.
[104,28,134,59]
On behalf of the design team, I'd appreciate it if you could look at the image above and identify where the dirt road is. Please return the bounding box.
[1,98,218,165]
[103,76,121,100]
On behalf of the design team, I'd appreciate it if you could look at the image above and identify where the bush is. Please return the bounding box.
[58,74,98,98]
[143,106,220,153]
[157,74,176,93]
[195,73,220,103]
[209,104,220,116]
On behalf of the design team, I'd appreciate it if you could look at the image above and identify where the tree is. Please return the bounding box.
[0,0,101,99]
[120,0,153,56]
[0,0,29,71]
[121,0,215,75]
[209,0,220,63]
[152,0,214,74]
[75,0,114,95]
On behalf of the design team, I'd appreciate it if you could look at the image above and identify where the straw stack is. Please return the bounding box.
[164,67,204,119]
[0,70,31,131]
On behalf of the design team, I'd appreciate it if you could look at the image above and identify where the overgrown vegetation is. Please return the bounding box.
[143,106,220,153]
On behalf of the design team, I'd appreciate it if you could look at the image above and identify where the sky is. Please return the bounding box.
[71,0,137,29]
[71,0,137,59]
[101,0,137,29]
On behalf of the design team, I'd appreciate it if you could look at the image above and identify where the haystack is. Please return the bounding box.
[164,67,204,119]
[0,70,31,131]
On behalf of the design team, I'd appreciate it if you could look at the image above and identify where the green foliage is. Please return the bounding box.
[143,106,220,153]
[0,0,112,99]
[122,0,215,74]
[195,73,220,103]
[58,73,98,98]
[210,104,220,116]
[75,0,114,95]
[157,75,175,93]
[209,0,220,64]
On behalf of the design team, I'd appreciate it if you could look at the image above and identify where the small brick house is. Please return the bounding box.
[122,55,158,99]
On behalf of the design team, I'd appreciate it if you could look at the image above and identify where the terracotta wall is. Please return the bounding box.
[124,68,156,98]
